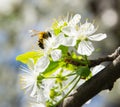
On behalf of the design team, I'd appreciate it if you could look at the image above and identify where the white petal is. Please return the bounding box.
[68,47,77,54]
[24,84,33,94]
[53,33,65,48]
[88,33,107,41]
[62,26,71,35]
[51,49,62,61]
[62,36,76,46]
[77,41,94,56]
[30,83,37,97]
[30,102,45,107]
[80,22,96,35]
[42,79,55,99]
[62,26,77,36]
[36,89,45,102]
[69,14,81,27]
[91,65,105,75]
[35,56,50,72]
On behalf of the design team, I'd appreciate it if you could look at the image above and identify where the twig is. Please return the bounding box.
[89,47,120,67]
[65,47,120,67]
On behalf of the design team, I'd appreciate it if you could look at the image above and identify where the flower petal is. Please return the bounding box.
[62,36,76,46]
[42,79,55,99]
[51,49,62,61]
[77,41,94,56]
[53,33,65,48]
[88,33,107,41]
[80,22,96,35]
[30,83,37,97]
[69,14,81,27]
[62,26,77,36]
[35,56,50,72]
[30,102,46,107]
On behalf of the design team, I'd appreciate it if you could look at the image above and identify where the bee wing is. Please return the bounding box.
[29,30,40,37]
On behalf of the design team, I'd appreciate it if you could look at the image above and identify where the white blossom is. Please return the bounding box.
[42,33,63,61]
[19,57,52,104]
[62,15,107,56]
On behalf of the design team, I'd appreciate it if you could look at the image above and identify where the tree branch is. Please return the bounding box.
[57,46,120,107]
[89,47,120,67]
[65,47,120,67]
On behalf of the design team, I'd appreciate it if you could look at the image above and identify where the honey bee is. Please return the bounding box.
[30,30,52,49]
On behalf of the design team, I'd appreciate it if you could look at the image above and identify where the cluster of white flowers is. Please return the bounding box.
[60,14,107,56]
[19,14,107,107]
[20,59,74,106]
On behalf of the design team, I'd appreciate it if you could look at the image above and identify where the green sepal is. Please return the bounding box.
[71,52,83,60]
[50,87,61,99]
[16,51,43,64]
[56,71,67,83]
[76,66,91,79]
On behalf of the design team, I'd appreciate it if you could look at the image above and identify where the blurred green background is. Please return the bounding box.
[0,0,120,107]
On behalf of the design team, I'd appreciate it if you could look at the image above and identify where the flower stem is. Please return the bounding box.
[60,75,78,92]
[45,72,76,79]
[65,72,76,77]
[55,75,81,106]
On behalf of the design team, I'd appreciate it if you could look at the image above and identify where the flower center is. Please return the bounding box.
[78,35,88,41]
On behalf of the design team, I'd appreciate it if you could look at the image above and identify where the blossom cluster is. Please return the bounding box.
[17,14,107,107]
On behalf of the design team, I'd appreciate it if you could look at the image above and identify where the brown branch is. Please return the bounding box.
[89,47,120,67]
[65,47,120,67]
[57,46,120,107]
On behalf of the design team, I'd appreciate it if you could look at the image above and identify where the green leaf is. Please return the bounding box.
[43,61,60,77]
[16,51,43,64]
[76,66,91,78]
